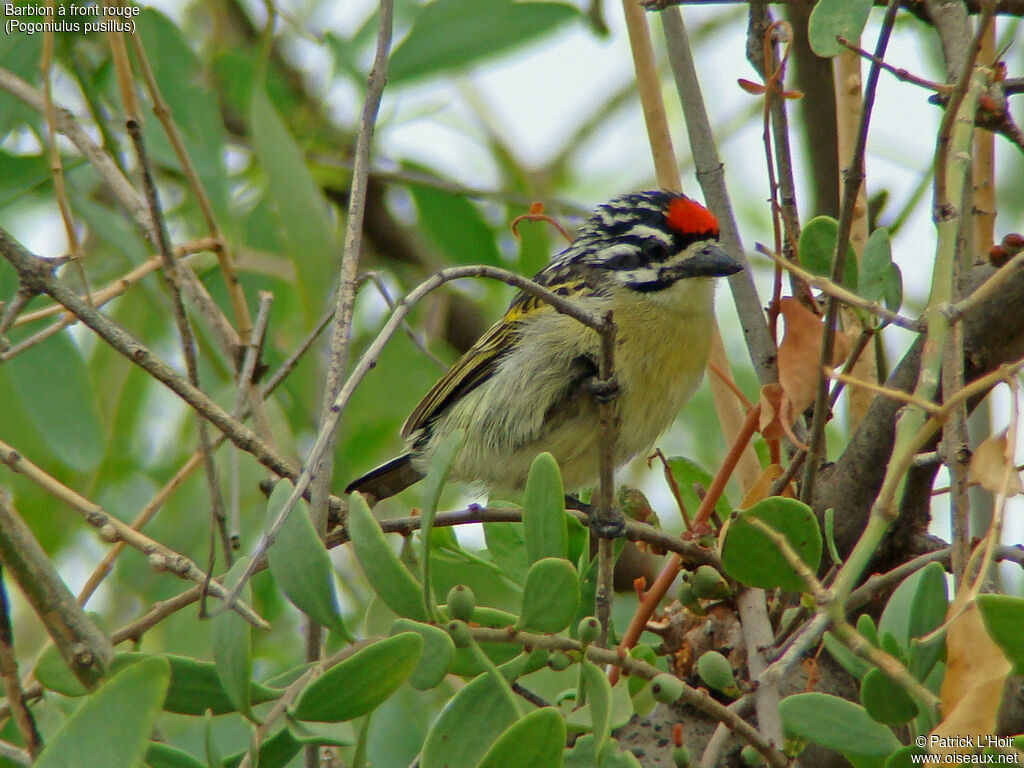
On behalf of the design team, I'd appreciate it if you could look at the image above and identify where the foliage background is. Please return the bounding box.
[1,0,1024,766]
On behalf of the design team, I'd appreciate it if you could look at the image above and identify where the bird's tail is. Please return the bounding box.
[344,453,424,503]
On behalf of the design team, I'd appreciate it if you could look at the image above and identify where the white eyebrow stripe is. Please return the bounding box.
[625,224,673,244]
[616,267,660,284]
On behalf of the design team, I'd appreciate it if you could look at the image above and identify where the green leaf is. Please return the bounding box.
[144,742,207,768]
[976,594,1024,672]
[7,329,106,472]
[285,717,356,746]
[222,727,302,768]
[797,215,858,289]
[720,497,822,591]
[858,614,880,648]
[35,650,280,714]
[0,32,41,140]
[35,656,170,768]
[290,633,423,722]
[822,631,873,681]
[516,557,579,633]
[665,456,732,521]
[211,556,254,719]
[859,228,893,305]
[389,0,580,85]
[907,562,949,681]
[883,263,903,312]
[478,708,566,768]
[859,668,918,726]
[808,0,874,57]
[421,668,520,768]
[135,9,231,225]
[348,491,428,621]
[266,481,353,641]
[204,711,223,768]
[390,618,456,690]
[522,452,568,564]
[582,659,613,756]
[250,83,337,320]
[779,692,901,756]
[484,520,530,585]
[409,181,502,265]
[879,562,947,654]
[420,429,465,621]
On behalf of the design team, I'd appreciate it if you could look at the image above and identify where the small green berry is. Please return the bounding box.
[577,616,600,646]
[445,620,473,648]
[696,651,740,698]
[740,745,764,766]
[672,744,691,767]
[650,673,685,703]
[547,651,572,672]
[691,565,731,600]
[446,585,476,622]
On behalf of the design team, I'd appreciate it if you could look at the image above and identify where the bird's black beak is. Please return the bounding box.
[680,243,744,278]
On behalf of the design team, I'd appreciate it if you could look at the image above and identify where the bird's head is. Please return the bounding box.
[569,190,743,293]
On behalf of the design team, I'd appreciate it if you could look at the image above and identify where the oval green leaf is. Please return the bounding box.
[720,497,822,591]
[779,692,901,755]
[522,452,568,564]
[266,481,353,641]
[419,429,465,621]
[35,656,170,768]
[290,632,423,722]
[516,557,579,633]
[582,658,613,754]
[478,707,566,768]
[420,670,520,768]
[409,180,502,265]
[390,618,456,690]
[860,668,918,725]
[976,594,1024,672]
[212,555,254,718]
[808,0,874,58]
[859,227,893,305]
[348,490,428,621]
[797,215,858,289]
[823,631,872,681]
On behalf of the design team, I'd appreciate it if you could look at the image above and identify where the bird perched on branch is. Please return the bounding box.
[346,190,742,503]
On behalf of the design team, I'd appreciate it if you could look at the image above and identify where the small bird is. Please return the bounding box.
[346,190,742,503]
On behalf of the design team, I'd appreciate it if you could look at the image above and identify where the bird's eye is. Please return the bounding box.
[639,239,671,264]
[600,248,643,270]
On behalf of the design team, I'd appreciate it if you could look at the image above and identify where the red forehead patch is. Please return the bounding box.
[666,196,719,236]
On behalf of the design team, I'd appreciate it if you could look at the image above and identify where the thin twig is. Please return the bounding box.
[0,225,301,485]
[0,494,115,687]
[801,0,902,503]
[756,243,920,330]
[0,440,268,629]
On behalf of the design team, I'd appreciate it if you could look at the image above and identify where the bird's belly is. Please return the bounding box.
[434,306,713,493]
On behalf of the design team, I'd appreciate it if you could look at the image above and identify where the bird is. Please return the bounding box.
[345,190,742,504]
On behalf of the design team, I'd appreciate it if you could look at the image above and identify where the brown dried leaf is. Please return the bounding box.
[932,593,1012,757]
[738,464,791,508]
[968,431,1023,496]
[758,383,785,440]
[777,297,827,416]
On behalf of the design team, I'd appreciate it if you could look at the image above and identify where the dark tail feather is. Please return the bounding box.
[345,454,424,503]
